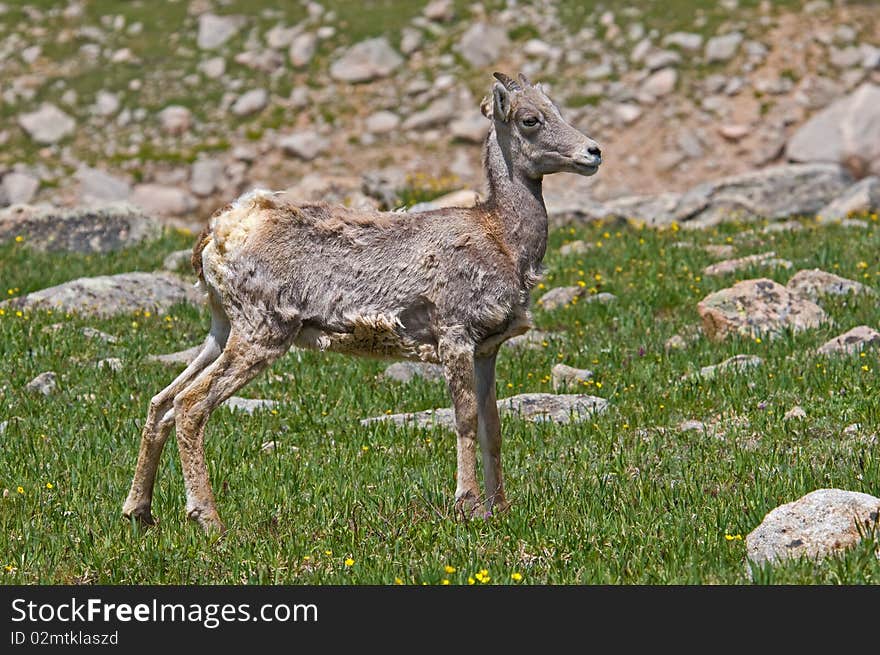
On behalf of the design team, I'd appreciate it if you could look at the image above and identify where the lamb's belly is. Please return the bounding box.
[293,324,439,363]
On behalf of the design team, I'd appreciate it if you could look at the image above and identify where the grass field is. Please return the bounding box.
[1,211,878,585]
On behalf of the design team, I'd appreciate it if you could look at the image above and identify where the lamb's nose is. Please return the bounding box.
[587,145,602,158]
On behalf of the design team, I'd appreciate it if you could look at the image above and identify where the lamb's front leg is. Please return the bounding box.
[439,329,480,516]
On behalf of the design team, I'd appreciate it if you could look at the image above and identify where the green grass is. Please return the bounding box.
[1,214,879,584]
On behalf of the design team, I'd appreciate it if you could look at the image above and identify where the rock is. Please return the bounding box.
[403,97,457,131]
[234,49,284,73]
[689,354,763,380]
[537,285,582,310]
[504,329,562,350]
[81,327,118,343]
[817,326,880,356]
[25,371,56,396]
[704,244,735,258]
[361,393,607,429]
[197,13,244,50]
[0,203,160,253]
[786,268,872,302]
[18,104,76,144]
[450,114,490,144]
[289,32,317,68]
[830,46,863,69]
[455,22,509,68]
[278,131,329,161]
[704,32,743,62]
[546,164,852,228]
[157,105,192,135]
[400,28,423,56]
[231,89,268,116]
[223,396,277,414]
[0,272,203,317]
[551,364,593,391]
[162,249,192,272]
[198,57,226,79]
[644,50,681,71]
[408,189,479,213]
[817,177,880,220]
[698,279,827,341]
[129,185,197,217]
[329,37,403,83]
[642,68,678,98]
[75,167,131,203]
[558,240,592,256]
[265,24,298,49]
[664,334,688,351]
[702,251,792,277]
[93,90,120,116]
[97,357,123,372]
[190,158,225,197]
[746,489,880,567]
[423,0,454,22]
[718,123,750,141]
[383,361,444,383]
[615,103,642,124]
[784,405,806,421]
[1,172,39,205]
[786,83,880,177]
[148,345,203,366]
[677,131,704,159]
[662,32,703,51]
[365,110,400,134]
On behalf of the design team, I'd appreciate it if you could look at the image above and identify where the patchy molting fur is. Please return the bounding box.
[123,72,602,533]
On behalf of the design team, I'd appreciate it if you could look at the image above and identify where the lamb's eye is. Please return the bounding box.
[522,116,540,127]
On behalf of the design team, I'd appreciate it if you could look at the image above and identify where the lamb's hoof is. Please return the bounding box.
[453,490,482,520]
[187,507,226,535]
[122,500,157,527]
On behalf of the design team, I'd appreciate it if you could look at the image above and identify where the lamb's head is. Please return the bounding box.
[483,72,602,180]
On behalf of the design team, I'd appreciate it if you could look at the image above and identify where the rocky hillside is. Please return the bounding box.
[1,0,879,228]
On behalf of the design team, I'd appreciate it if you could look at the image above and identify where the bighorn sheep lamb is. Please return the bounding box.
[123,72,602,532]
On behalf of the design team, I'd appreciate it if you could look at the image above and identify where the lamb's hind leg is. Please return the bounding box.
[173,328,294,533]
[122,315,229,525]
[475,353,508,514]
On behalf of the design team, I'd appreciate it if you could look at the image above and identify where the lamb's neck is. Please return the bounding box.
[483,126,548,284]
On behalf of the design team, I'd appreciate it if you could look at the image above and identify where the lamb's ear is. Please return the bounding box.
[492,82,511,122]
[479,95,493,119]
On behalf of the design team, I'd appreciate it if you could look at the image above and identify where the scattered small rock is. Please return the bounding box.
[455,22,509,68]
[148,345,203,366]
[289,32,317,68]
[97,357,123,372]
[504,330,562,350]
[361,393,607,429]
[129,184,197,217]
[786,268,872,302]
[784,405,806,421]
[537,286,582,310]
[558,240,593,256]
[18,104,76,144]
[551,364,593,391]
[702,251,792,277]
[157,105,193,135]
[224,397,277,414]
[279,131,329,161]
[365,111,400,134]
[1,172,39,205]
[705,32,743,63]
[25,371,57,396]
[383,361,444,383]
[746,488,880,568]
[197,13,244,50]
[698,278,827,341]
[231,89,268,116]
[329,37,403,83]
[687,354,763,380]
[817,325,880,356]
[81,327,118,343]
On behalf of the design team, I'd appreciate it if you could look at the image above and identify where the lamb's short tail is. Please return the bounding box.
[191,224,213,285]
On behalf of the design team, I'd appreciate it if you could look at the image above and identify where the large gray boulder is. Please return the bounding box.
[0,272,203,317]
[546,164,852,227]
[746,489,880,567]
[786,83,880,177]
[361,393,607,429]
[697,278,827,341]
[0,203,161,253]
[329,37,403,83]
